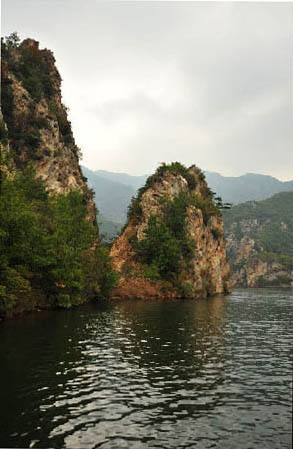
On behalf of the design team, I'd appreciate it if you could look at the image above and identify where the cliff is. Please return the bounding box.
[1,36,95,221]
[110,163,232,298]
[0,35,118,318]
[223,192,293,287]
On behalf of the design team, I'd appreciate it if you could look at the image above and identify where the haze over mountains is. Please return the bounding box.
[82,166,293,230]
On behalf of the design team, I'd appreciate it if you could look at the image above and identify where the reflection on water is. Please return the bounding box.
[0,289,292,448]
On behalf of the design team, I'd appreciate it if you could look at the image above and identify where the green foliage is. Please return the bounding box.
[134,216,182,280]
[0,168,117,316]
[128,167,223,294]
[86,246,119,298]
[133,191,199,290]
[193,194,220,224]
[10,42,56,101]
[48,100,74,144]
[1,77,14,121]
[211,228,222,240]
[223,192,293,279]
[127,162,197,220]
[198,170,206,181]
[143,264,161,281]
[1,34,75,154]
[258,252,292,269]
[4,32,20,49]
[0,119,8,144]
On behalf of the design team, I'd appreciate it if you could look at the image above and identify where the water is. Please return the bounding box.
[0,289,292,449]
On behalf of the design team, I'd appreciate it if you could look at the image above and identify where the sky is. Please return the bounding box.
[1,0,293,180]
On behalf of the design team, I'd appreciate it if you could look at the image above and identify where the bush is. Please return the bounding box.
[0,119,8,144]
[134,216,182,280]
[0,168,117,316]
[127,162,197,220]
[133,191,198,288]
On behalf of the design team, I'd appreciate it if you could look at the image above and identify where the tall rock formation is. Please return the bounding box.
[110,163,232,298]
[1,36,95,221]
[0,35,119,318]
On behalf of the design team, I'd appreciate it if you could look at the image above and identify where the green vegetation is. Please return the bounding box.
[127,162,198,221]
[223,192,293,258]
[132,192,197,292]
[0,118,8,145]
[223,192,293,280]
[134,215,183,280]
[98,214,123,243]
[127,162,225,226]
[48,100,75,145]
[0,164,118,317]
[1,33,75,161]
[2,32,58,102]
[125,162,225,294]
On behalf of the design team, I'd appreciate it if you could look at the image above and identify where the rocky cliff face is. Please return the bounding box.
[1,37,96,222]
[110,164,232,298]
[223,193,293,287]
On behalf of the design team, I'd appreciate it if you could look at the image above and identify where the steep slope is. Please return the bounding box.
[0,35,117,317]
[1,36,95,221]
[223,192,293,287]
[110,163,232,299]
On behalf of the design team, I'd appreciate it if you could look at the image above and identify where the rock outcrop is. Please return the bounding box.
[1,37,96,222]
[110,163,232,298]
[223,193,293,287]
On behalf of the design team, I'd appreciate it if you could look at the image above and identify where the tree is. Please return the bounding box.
[5,32,20,48]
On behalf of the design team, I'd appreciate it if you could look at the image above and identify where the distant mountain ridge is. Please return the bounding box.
[89,168,293,202]
[95,170,148,191]
[82,166,136,223]
[204,171,293,204]
[82,166,293,241]
[84,165,293,208]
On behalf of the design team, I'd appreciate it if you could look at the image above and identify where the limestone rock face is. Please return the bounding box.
[225,228,291,288]
[110,165,232,298]
[1,38,96,222]
[224,194,293,287]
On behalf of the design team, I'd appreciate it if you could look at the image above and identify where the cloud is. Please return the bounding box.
[2,0,293,179]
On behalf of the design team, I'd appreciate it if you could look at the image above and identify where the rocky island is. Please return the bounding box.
[110,163,232,299]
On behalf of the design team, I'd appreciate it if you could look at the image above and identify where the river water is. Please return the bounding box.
[0,289,292,449]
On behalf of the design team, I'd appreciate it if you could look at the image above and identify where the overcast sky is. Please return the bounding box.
[2,0,293,180]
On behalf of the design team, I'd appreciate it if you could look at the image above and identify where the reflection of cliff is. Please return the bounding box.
[0,307,97,448]
[112,297,228,414]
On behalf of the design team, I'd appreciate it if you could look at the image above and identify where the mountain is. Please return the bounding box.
[0,34,116,317]
[110,162,232,299]
[223,192,293,287]
[94,169,148,190]
[97,215,123,242]
[1,37,96,221]
[83,168,293,234]
[205,172,293,204]
[81,166,136,223]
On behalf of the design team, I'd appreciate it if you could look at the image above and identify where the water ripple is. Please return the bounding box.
[0,289,292,448]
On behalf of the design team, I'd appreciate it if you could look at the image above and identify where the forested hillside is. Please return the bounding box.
[223,192,293,287]
[0,34,117,317]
